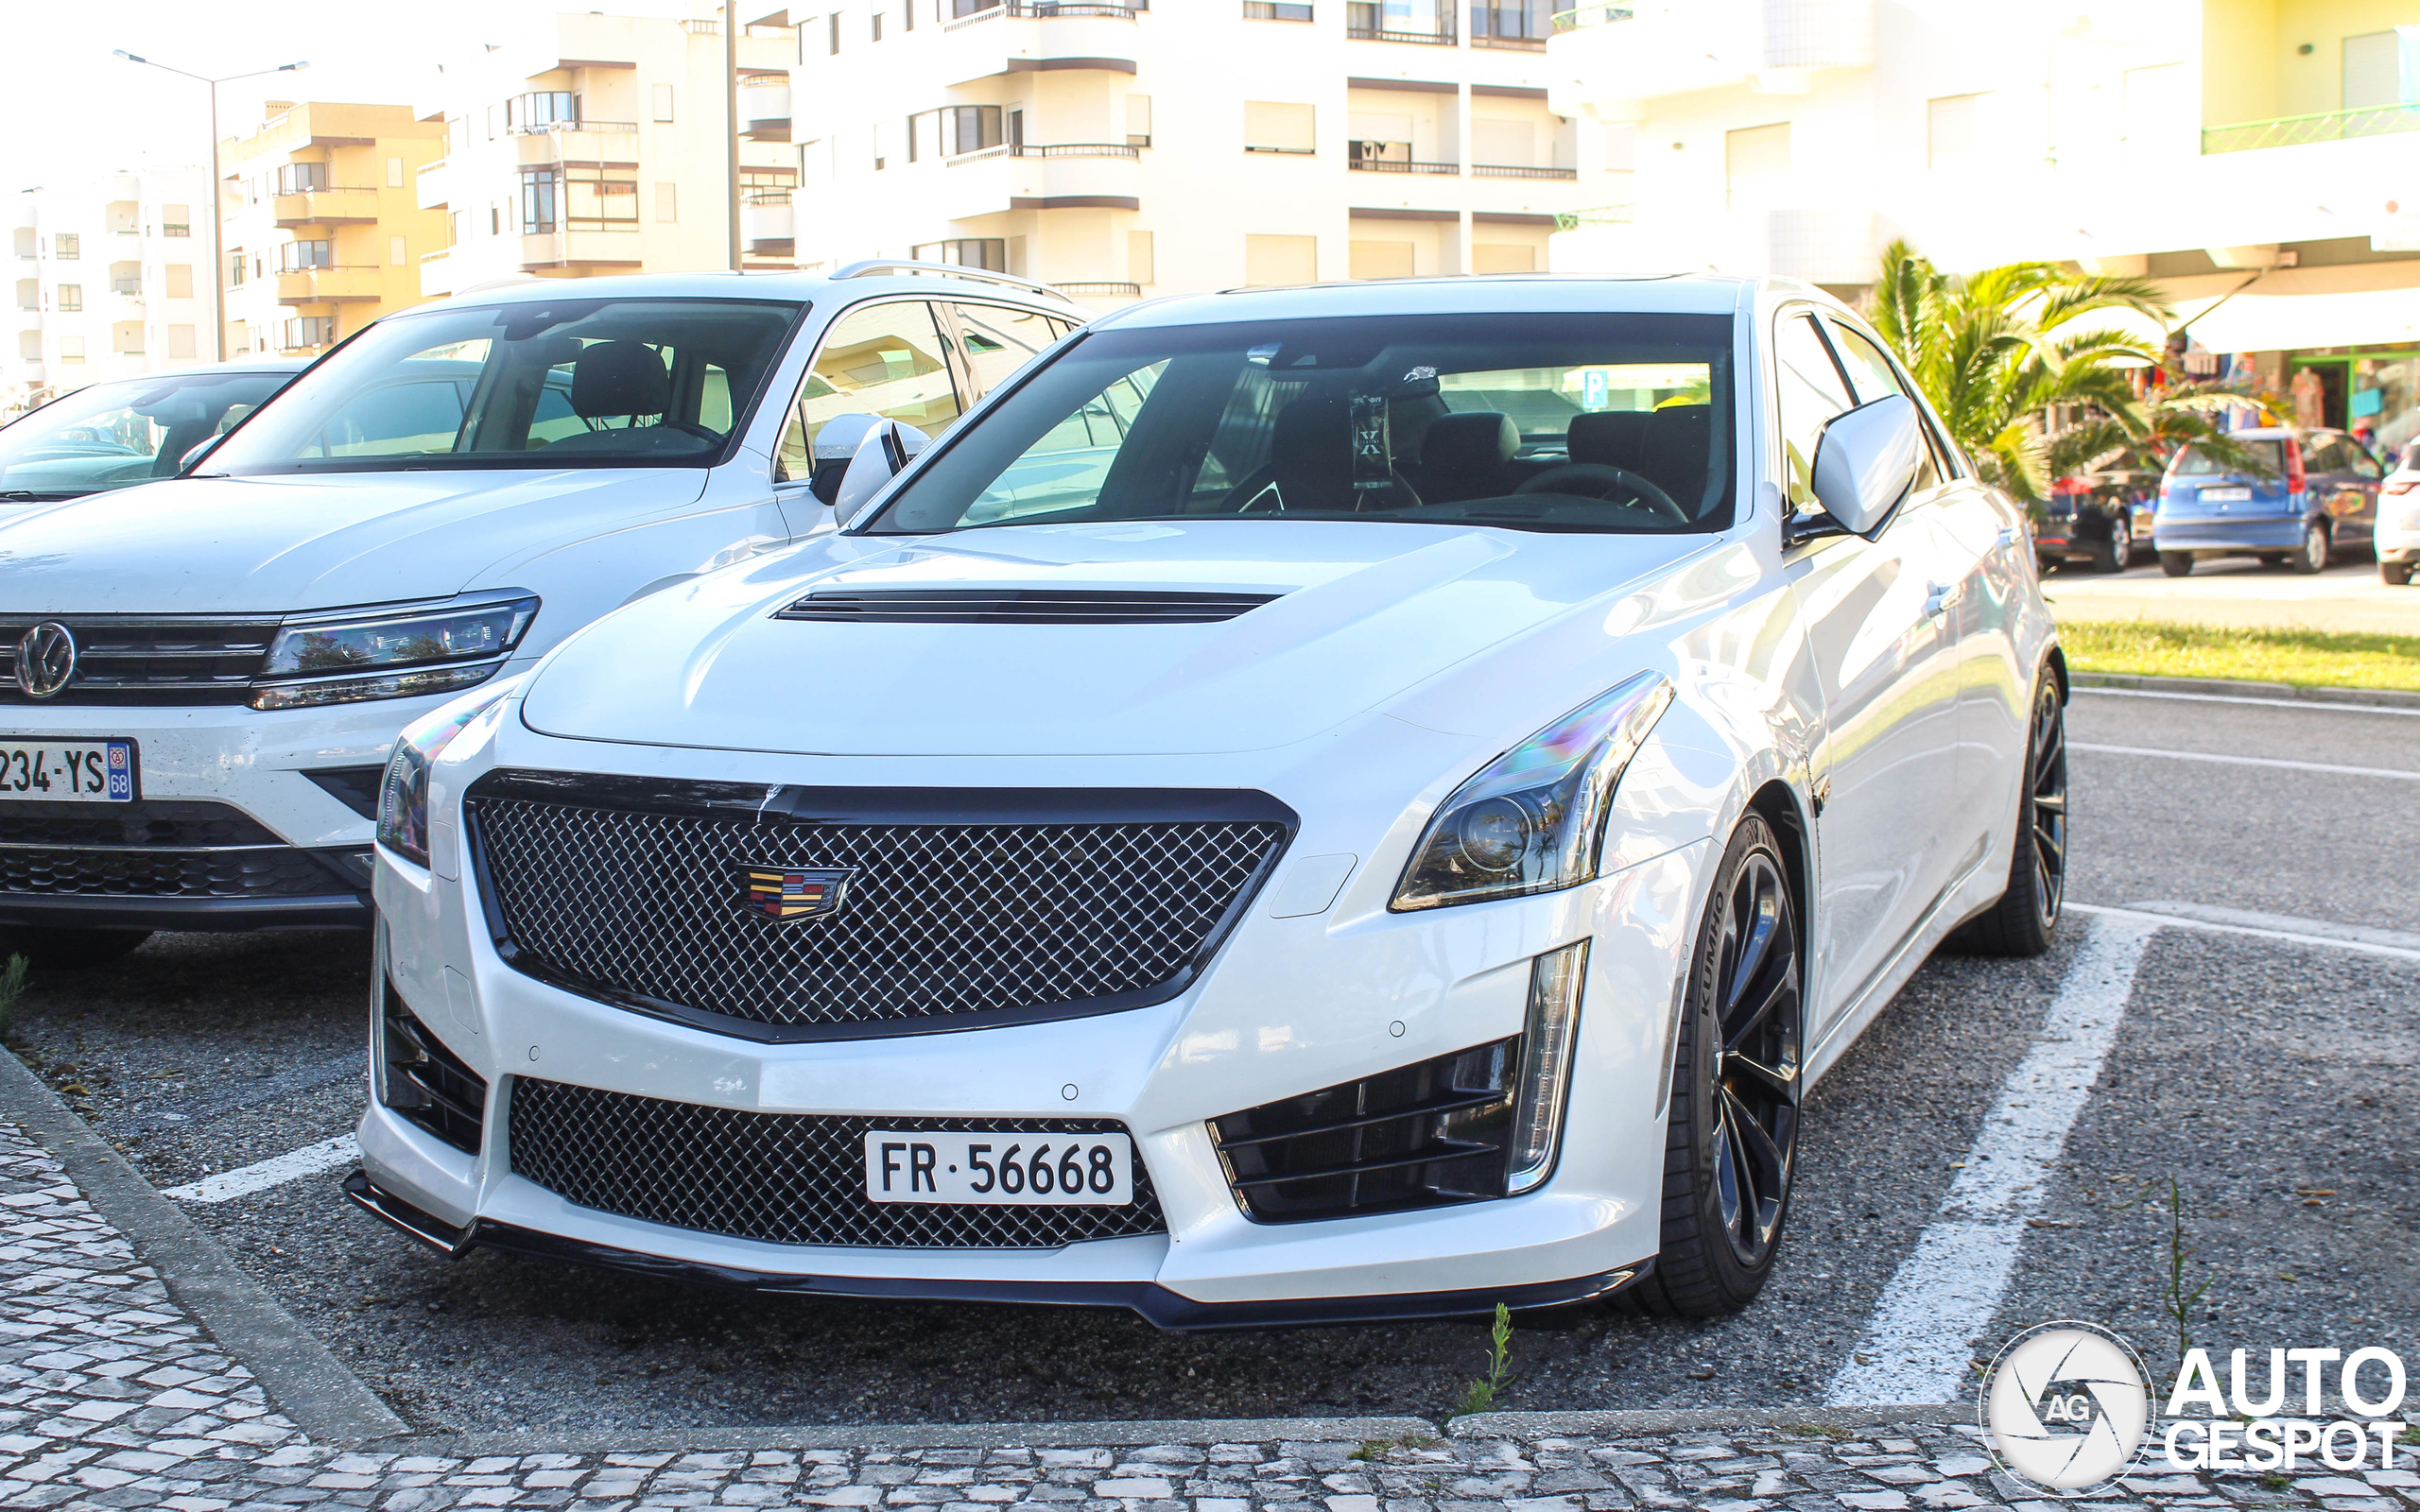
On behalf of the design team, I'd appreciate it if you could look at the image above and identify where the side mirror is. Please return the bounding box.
[830,419,930,523]
[804,412,881,504]
[1807,394,1922,539]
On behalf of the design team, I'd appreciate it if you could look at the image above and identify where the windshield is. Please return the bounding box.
[0,370,291,500]
[203,297,803,475]
[863,312,1734,536]
[2172,439,2287,478]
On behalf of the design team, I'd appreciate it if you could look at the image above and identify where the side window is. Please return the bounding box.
[1773,313,1855,509]
[775,301,963,482]
[2302,436,2343,475]
[946,302,1062,400]
[2348,444,2383,480]
[315,379,466,457]
[1827,318,1944,490]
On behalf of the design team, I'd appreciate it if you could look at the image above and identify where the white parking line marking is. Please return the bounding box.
[2069,741,2420,781]
[1825,916,2156,1405]
[2070,902,2420,962]
[161,1135,360,1204]
[2118,899,2420,954]
[2074,686,2420,717]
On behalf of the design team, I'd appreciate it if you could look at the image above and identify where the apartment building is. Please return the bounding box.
[1547,0,2420,449]
[219,102,446,358]
[783,0,1608,301]
[3,169,215,416]
[413,9,805,298]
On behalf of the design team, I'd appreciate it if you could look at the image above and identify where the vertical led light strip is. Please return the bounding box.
[1508,939,1589,1194]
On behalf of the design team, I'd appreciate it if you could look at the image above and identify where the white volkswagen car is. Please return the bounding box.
[0,266,1082,966]
[355,275,2066,1325]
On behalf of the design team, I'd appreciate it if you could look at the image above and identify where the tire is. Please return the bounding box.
[2088,517,2133,573]
[0,927,152,971]
[2291,524,2329,575]
[1954,672,2066,958]
[1629,814,1802,1318]
[2159,551,2194,577]
[2382,560,2415,587]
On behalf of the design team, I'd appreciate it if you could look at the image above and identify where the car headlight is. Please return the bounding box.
[376,676,525,868]
[250,593,538,711]
[1392,671,1674,912]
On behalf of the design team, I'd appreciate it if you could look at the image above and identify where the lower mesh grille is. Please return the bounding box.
[508,1078,1167,1248]
[0,799,281,849]
[1211,1040,1520,1223]
[0,845,350,899]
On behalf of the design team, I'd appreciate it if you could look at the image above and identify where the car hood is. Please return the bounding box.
[0,468,709,613]
[519,519,1711,757]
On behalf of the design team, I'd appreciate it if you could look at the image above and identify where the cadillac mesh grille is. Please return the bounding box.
[463,772,1291,1039]
[774,589,1281,625]
[509,1078,1166,1248]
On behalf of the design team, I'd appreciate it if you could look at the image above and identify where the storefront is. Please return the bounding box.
[2284,348,2420,451]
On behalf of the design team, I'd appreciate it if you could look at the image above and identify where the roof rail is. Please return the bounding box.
[832,259,1077,302]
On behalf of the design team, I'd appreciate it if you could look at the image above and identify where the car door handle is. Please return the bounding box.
[1925,581,1962,618]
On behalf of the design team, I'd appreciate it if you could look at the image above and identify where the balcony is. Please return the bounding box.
[520,228,644,272]
[275,266,385,303]
[743,192,795,258]
[1051,280,1142,296]
[272,187,380,228]
[514,123,642,166]
[417,157,453,212]
[419,249,455,300]
[1474,163,1576,179]
[741,80,791,143]
[1346,2,1455,43]
[945,1,1143,24]
[1350,158,1461,174]
[941,145,1142,217]
[2202,103,2420,155]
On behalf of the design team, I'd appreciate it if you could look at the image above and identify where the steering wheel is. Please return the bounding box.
[1515,463,1687,523]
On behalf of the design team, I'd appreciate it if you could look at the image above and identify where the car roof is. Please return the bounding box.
[1088,272,1756,332]
[404,267,1083,320]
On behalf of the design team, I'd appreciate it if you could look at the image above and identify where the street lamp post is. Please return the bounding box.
[112,51,309,363]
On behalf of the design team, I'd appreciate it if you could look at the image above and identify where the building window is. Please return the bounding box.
[388,156,406,187]
[449,210,468,246]
[910,238,1007,270]
[910,105,1005,160]
[281,316,337,350]
[566,168,640,227]
[521,169,562,233]
[113,322,144,354]
[1127,94,1152,147]
[1243,233,1316,285]
[56,284,80,312]
[165,264,193,299]
[828,12,841,52]
[653,84,676,122]
[1244,101,1317,153]
[1468,0,1548,45]
[1244,2,1314,17]
[54,233,78,260]
[491,203,504,236]
[1724,121,1789,208]
[873,120,891,169]
[655,182,679,222]
[278,240,334,271]
[168,324,197,359]
[161,204,192,237]
[1129,229,1154,284]
[276,162,329,195]
[1348,0,1453,41]
[59,335,84,364]
[390,235,408,266]
[507,92,579,132]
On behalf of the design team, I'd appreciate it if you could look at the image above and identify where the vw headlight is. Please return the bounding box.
[251,593,538,711]
[1392,671,1673,911]
[376,676,525,868]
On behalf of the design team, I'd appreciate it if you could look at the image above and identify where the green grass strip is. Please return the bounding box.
[2059,619,2420,692]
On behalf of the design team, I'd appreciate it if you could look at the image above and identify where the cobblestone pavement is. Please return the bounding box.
[1,1116,2414,1512]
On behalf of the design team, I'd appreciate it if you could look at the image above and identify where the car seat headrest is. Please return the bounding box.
[1566,410,1650,469]
[1421,411,1519,473]
[570,340,671,420]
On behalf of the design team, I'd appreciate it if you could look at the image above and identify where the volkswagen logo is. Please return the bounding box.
[13,622,77,699]
[1980,1321,2152,1495]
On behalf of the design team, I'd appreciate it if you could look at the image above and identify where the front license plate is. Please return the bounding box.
[863,1131,1133,1205]
[0,739,135,802]
[2200,487,2252,502]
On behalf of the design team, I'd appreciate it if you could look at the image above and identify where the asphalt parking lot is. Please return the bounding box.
[4,685,2412,1434]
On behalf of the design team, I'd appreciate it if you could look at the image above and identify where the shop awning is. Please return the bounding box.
[2171,279,2420,353]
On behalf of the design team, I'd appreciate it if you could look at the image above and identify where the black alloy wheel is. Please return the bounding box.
[2160,550,2194,576]
[1631,813,1802,1317]
[2092,517,2133,573]
[1954,670,2067,956]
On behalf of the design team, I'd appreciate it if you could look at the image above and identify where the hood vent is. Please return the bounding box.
[775,588,1282,625]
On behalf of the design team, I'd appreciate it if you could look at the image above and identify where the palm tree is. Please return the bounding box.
[1866,241,2210,498]
[2042,379,2277,481]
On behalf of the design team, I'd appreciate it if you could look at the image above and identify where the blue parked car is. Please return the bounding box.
[2153,425,2383,576]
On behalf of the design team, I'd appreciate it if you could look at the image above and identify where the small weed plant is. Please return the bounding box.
[1451,1303,1514,1419]
[0,954,26,1039]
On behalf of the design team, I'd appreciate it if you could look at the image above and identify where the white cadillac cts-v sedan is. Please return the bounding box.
[354,273,2067,1327]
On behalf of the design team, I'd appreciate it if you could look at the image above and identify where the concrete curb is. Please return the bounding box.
[2071,670,2420,710]
[1445,1403,1968,1438]
[375,1416,1441,1456]
[0,1047,409,1444]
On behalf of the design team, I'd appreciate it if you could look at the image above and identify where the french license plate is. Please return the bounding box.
[2200,487,2252,502]
[863,1130,1133,1205]
[0,739,135,802]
